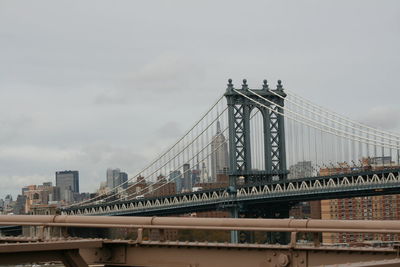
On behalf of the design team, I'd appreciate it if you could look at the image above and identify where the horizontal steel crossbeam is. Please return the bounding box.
[2,215,400,266]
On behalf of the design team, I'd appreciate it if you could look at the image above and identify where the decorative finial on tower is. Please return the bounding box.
[277,79,283,90]
[227,78,234,91]
[242,79,248,90]
[262,79,269,90]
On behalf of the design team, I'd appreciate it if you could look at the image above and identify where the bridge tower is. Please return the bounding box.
[224,79,288,243]
[225,78,288,187]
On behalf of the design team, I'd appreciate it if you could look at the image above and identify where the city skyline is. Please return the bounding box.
[1,1,400,198]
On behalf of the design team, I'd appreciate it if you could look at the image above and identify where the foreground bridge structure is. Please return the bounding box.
[2,215,400,267]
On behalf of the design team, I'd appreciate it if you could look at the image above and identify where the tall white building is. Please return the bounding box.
[200,162,209,183]
[210,121,229,181]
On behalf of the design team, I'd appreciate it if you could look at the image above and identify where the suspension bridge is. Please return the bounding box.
[4,79,400,266]
[60,79,400,225]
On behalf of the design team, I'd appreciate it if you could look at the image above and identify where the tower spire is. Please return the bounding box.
[217,120,221,134]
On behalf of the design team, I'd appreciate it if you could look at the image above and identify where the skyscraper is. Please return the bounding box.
[118,171,128,189]
[107,168,118,189]
[182,163,192,191]
[210,121,229,182]
[169,170,182,193]
[191,169,200,186]
[106,168,128,190]
[55,170,79,202]
[200,162,209,183]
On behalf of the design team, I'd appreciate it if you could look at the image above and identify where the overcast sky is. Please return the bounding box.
[1,1,399,199]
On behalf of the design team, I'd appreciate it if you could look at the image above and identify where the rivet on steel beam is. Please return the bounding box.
[278,254,290,267]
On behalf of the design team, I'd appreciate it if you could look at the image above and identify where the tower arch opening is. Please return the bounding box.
[249,107,265,171]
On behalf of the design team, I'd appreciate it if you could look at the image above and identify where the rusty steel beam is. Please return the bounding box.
[1,250,88,267]
[323,258,400,267]
[0,238,399,266]
[3,221,400,234]
[61,250,89,267]
[1,239,399,267]
[4,221,400,234]
[80,242,400,267]
[0,240,102,266]
[0,236,39,242]
[0,239,103,253]
[2,215,400,234]
[2,216,400,266]
[0,250,65,265]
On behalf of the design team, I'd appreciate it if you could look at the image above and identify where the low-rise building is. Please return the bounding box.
[321,157,400,244]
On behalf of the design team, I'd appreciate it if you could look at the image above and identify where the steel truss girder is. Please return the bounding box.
[80,242,399,267]
[61,169,400,216]
[2,239,400,267]
[0,240,102,266]
[233,104,246,171]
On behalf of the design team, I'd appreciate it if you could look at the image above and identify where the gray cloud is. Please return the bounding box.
[1,0,400,198]
[0,142,148,197]
[358,106,400,131]
[155,121,182,139]
[93,53,206,105]
[0,116,32,143]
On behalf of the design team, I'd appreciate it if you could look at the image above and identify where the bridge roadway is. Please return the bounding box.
[2,215,400,266]
[63,168,400,216]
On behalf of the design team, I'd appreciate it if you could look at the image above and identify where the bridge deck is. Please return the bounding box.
[63,168,400,216]
[1,237,399,267]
